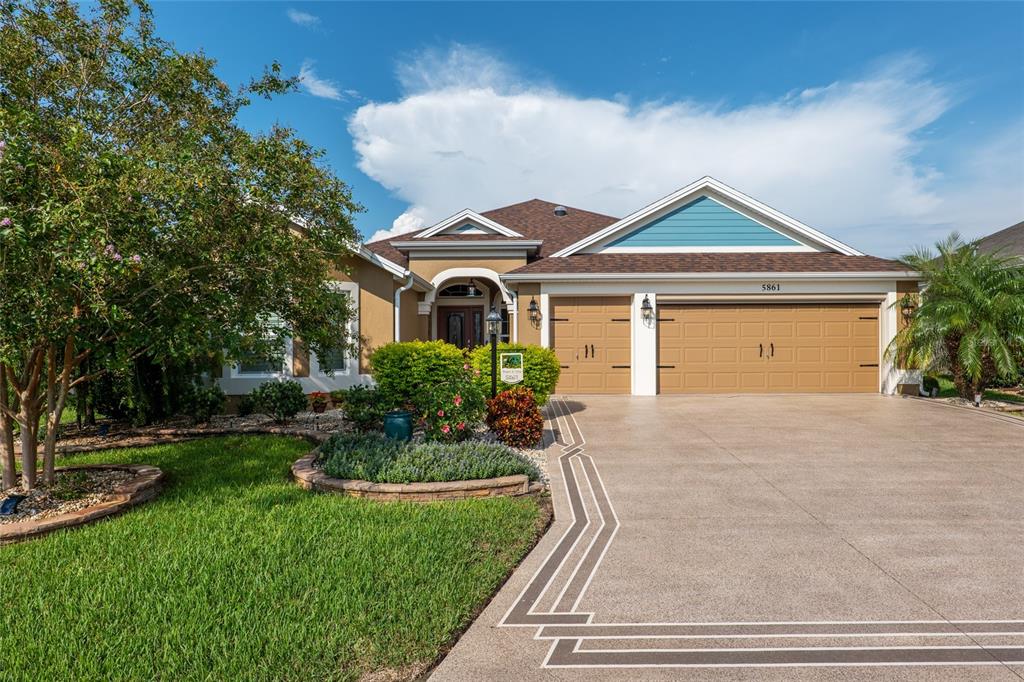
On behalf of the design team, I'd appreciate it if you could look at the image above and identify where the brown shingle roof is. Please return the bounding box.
[505,252,909,276]
[363,199,618,267]
[975,221,1024,259]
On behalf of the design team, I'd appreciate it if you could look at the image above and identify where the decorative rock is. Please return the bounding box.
[0,464,164,544]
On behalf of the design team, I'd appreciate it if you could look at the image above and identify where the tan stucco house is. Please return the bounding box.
[217,177,921,397]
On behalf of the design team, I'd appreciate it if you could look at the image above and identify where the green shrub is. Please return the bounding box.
[469,343,560,405]
[487,387,544,448]
[236,394,256,417]
[180,383,226,424]
[333,385,389,432]
[921,375,940,395]
[370,341,467,410]
[320,432,540,484]
[250,380,307,424]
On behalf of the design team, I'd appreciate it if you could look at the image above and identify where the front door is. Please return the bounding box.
[443,307,484,349]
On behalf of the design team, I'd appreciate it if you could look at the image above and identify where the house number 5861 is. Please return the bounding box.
[761,282,781,292]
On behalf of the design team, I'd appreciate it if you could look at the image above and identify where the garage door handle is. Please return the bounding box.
[560,364,570,369]
[551,317,569,322]
[583,345,588,359]
[590,344,595,358]
[860,363,879,367]
[611,365,631,369]
[657,364,675,369]
[759,343,763,358]
[770,342,774,357]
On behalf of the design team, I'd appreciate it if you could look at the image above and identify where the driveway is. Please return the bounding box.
[432,395,1024,680]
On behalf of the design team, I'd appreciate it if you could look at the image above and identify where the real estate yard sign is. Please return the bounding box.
[500,353,524,384]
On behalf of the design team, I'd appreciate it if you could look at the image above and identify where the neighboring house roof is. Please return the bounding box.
[975,220,1024,259]
[501,253,910,278]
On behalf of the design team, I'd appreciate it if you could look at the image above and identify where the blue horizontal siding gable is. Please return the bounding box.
[606,196,801,248]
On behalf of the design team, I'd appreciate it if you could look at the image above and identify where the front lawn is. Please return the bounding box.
[936,376,1024,404]
[0,436,544,681]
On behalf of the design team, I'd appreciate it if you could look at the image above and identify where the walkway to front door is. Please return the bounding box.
[432,395,1024,680]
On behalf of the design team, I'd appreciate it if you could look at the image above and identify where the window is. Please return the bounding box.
[237,353,282,375]
[438,283,483,298]
[315,283,358,376]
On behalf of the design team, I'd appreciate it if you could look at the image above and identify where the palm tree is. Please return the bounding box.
[893,233,1024,400]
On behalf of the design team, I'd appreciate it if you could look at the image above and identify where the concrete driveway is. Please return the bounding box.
[432,395,1024,680]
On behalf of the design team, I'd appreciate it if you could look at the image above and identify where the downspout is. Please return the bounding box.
[394,273,415,342]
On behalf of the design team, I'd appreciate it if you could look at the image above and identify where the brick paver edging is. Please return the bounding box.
[292,452,545,502]
[0,464,164,545]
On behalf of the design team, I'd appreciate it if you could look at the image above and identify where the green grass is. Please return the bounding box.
[935,376,1024,403]
[0,436,543,681]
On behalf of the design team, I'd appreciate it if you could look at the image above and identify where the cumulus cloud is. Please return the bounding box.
[299,60,343,101]
[350,46,1024,255]
[286,8,320,28]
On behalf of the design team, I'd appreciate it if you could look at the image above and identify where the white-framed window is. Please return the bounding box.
[314,281,359,377]
[231,336,292,379]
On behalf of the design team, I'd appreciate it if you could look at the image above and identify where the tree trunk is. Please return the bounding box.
[944,335,975,400]
[42,338,76,486]
[13,348,45,490]
[0,367,15,489]
[19,416,37,490]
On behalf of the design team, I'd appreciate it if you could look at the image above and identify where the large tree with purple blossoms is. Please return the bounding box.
[0,0,361,489]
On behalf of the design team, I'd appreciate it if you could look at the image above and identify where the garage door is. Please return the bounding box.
[552,296,631,394]
[658,304,879,393]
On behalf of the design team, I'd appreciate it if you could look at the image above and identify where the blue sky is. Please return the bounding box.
[151,2,1023,256]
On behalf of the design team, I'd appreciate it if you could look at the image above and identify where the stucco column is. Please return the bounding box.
[632,292,658,396]
[539,292,551,348]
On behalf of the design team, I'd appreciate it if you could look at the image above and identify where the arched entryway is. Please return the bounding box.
[425,268,517,348]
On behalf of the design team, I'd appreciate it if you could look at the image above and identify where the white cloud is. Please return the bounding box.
[350,46,1024,256]
[368,208,428,243]
[286,8,320,28]
[299,60,343,101]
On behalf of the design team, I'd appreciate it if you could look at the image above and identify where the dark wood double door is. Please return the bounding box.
[443,306,485,349]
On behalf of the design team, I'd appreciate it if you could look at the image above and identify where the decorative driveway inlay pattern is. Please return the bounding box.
[497,398,1024,671]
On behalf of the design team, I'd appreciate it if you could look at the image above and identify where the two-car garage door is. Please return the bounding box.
[657,304,880,393]
[552,297,880,394]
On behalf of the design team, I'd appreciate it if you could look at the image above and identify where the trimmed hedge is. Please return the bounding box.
[319,432,541,484]
[370,340,468,410]
[469,343,560,405]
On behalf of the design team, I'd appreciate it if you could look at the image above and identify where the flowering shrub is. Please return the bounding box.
[486,387,544,448]
[418,362,486,442]
[320,432,541,483]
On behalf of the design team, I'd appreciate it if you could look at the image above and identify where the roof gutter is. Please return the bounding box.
[393,273,416,342]
[501,270,922,282]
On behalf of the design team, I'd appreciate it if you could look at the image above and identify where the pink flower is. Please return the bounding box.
[131,254,141,264]
[0,217,10,227]
[463,363,470,370]
[437,409,444,417]
[456,422,465,430]
[453,395,462,406]
[112,252,123,262]
[474,369,481,376]
[441,424,451,434]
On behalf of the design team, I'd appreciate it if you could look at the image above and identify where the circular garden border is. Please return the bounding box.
[291,451,545,502]
[0,464,164,544]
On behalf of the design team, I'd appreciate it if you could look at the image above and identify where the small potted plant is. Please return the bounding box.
[309,392,331,414]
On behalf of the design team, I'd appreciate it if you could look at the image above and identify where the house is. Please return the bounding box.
[217,177,921,397]
[975,220,1024,261]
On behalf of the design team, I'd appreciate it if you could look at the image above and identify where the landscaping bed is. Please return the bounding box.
[0,464,164,544]
[296,433,545,501]
[0,435,547,681]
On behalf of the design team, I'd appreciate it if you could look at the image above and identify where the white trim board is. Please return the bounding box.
[551,177,863,257]
[414,208,523,238]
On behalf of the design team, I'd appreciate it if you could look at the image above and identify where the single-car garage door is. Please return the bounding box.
[552,296,631,394]
[658,303,879,393]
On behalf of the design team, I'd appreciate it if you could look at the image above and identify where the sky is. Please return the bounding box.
[149,1,1024,257]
